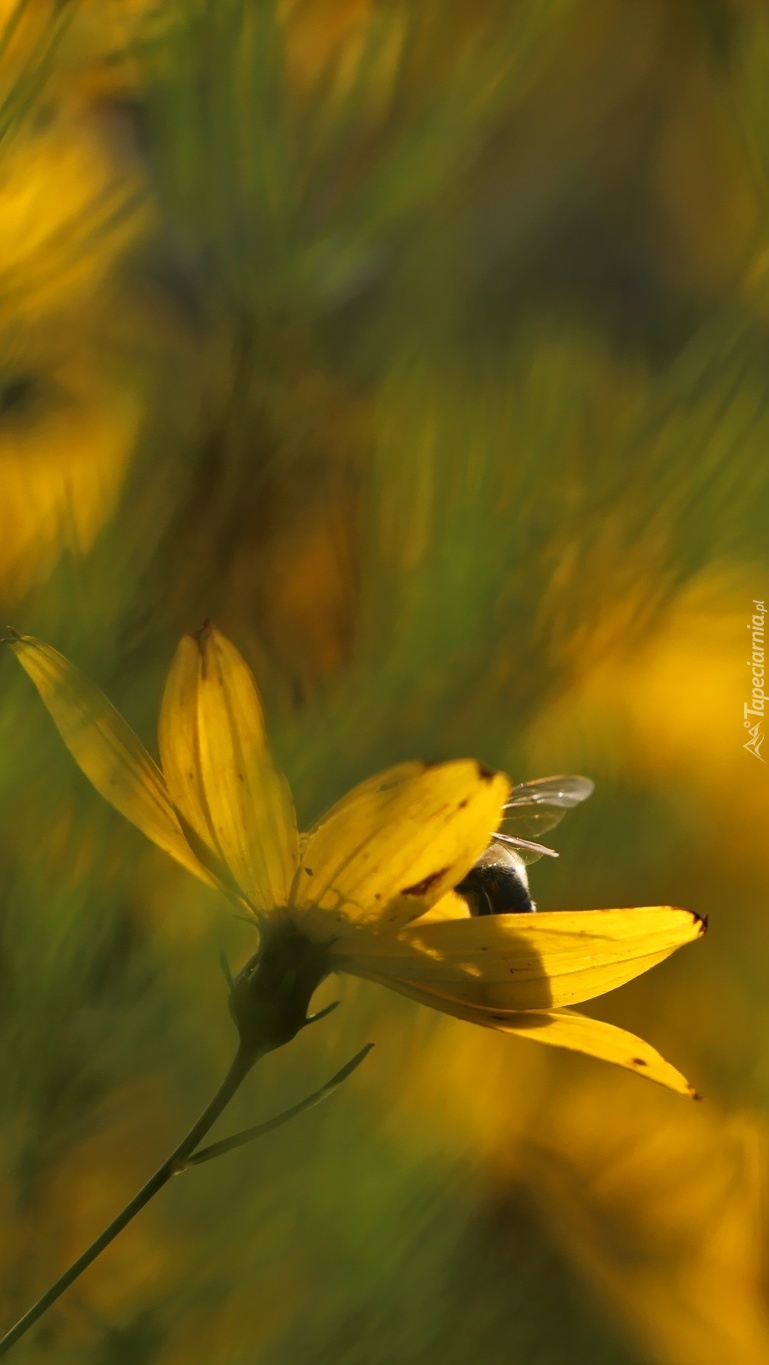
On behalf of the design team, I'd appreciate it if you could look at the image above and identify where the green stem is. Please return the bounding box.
[0,1044,256,1358]
[184,1043,374,1168]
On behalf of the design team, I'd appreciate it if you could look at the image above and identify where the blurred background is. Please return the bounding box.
[1,0,769,1360]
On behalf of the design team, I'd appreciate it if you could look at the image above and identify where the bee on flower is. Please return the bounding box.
[6,624,705,1094]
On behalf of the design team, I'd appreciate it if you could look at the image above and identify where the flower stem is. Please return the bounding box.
[0,1043,257,1358]
[183,1043,374,1168]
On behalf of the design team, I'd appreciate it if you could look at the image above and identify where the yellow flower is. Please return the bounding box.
[7,625,704,1092]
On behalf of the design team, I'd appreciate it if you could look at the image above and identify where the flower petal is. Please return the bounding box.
[333,906,705,1008]
[414,889,474,924]
[304,762,428,833]
[158,625,298,912]
[363,974,697,1096]
[293,760,510,933]
[8,634,214,885]
[493,1012,696,1099]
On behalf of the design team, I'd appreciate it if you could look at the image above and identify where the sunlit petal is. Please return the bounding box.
[293,760,510,933]
[304,762,428,834]
[333,906,705,1008]
[413,889,473,924]
[364,975,697,1095]
[158,625,298,912]
[8,635,215,885]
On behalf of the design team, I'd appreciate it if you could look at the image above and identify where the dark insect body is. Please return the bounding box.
[455,845,535,915]
[455,774,594,916]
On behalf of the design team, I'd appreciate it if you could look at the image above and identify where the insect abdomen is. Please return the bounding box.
[455,847,535,915]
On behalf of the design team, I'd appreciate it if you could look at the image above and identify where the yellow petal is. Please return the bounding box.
[415,889,474,924]
[497,1011,697,1098]
[363,974,697,1096]
[158,625,298,912]
[304,762,428,834]
[8,634,214,885]
[293,760,510,933]
[333,906,705,1008]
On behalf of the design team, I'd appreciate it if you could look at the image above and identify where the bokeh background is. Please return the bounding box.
[1,1,769,1360]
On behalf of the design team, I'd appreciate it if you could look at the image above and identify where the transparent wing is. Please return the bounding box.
[494,775,594,865]
[504,774,594,815]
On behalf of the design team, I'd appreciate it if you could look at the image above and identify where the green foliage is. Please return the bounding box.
[2,0,769,1361]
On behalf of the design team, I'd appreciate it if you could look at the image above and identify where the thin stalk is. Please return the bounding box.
[183,1042,374,1168]
[0,1043,257,1358]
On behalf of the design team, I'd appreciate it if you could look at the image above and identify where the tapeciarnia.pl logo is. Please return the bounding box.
[744,599,766,762]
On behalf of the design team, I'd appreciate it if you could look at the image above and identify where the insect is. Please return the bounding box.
[455,775,594,916]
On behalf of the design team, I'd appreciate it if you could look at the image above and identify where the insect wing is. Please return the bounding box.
[504,774,595,811]
[491,832,559,862]
[496,775,594,863]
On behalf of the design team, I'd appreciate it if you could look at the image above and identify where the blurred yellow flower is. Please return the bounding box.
[523,1080,769,1365]
[8,625,704,1092]
[0,106,144,334]
[0,12,152,600]
[0,352,142,601]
